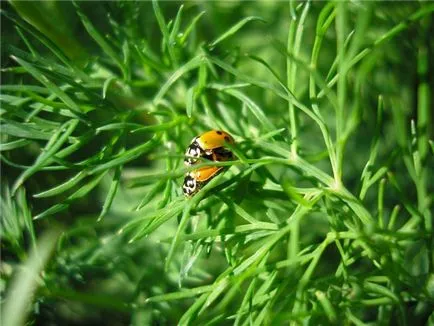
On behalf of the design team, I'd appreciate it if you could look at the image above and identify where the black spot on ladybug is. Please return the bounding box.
[216,131,223,135]
[224,136,230,142]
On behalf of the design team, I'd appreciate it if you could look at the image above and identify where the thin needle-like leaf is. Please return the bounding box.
[209,16,266,48]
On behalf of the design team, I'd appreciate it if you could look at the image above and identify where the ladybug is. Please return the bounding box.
[182,166,223,197]
[184,130,235,166]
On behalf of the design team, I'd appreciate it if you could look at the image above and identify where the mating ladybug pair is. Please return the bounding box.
[183,130,235,196]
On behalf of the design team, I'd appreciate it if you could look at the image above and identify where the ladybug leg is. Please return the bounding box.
[212,147,235,161]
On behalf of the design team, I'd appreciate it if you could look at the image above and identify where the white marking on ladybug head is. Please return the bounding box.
[183,174,197,196]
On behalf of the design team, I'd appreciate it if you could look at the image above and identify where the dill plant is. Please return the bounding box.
[1,1,433,325]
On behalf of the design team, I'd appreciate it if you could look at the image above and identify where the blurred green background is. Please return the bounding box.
[1,1,433,325]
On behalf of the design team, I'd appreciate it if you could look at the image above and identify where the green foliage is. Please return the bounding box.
[1,1,433,325]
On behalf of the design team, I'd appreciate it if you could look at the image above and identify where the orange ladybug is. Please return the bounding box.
[182,166,223,196]
[184,130,234,166]
[182,130,235,197]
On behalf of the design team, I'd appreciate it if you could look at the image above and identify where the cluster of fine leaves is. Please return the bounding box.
[1,1,433,325]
